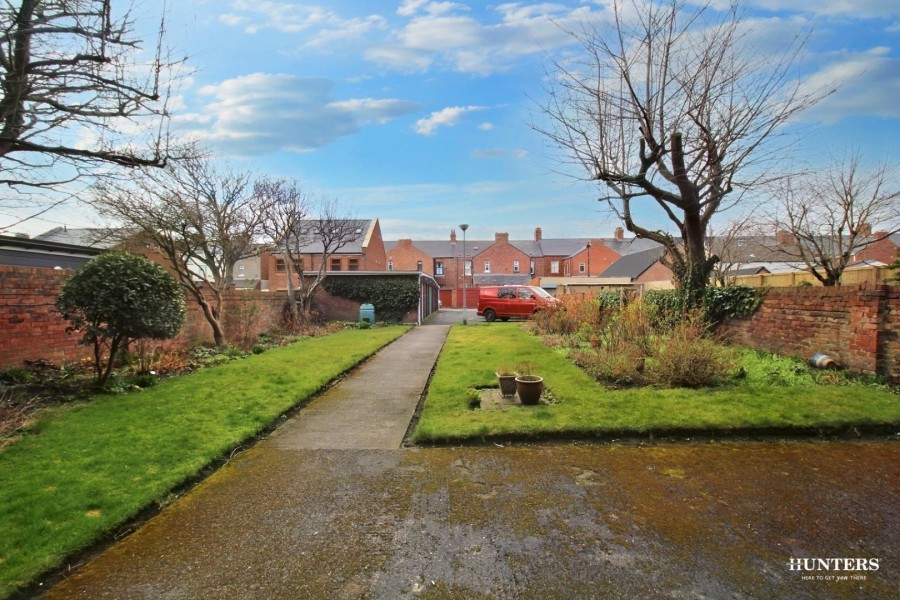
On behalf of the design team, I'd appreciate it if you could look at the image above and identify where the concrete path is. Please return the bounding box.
[271,324,449,450]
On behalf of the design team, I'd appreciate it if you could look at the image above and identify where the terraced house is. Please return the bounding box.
[385,227,662,308]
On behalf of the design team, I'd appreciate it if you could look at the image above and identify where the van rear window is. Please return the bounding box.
[498,288,516,299]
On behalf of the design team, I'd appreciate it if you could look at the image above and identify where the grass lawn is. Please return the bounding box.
[0,326,407,598]
[412,324,899,444]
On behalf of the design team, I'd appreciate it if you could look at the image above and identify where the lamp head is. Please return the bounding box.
[459,223,469,232]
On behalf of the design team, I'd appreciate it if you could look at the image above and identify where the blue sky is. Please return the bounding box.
[5,0,900,241]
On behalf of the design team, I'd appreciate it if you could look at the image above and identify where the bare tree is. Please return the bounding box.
[0,1,180,229]
[771,155,899,286]
[707,215,755,286]
[535,0,826,306]
[285,198,359,318]
[257,177,310,324]
[92,151,271,345]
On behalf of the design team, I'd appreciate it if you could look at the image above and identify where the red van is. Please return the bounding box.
[476,285,560,322]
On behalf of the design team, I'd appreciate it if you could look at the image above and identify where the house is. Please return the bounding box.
[855,231,900,264]
[267,219,387,292]
[385,227,662,307]
[596,247,674,289]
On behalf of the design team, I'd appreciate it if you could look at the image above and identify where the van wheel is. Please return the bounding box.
[484,309,497,322]
[500,317,510,322]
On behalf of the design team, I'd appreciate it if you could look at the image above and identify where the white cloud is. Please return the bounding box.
[470,148,529,159]
[178,73,419,155]
[369,3,597,75]
[415,105,486,135]
[221,1,386,46]
[218,13,247,26]
[749,1,900,19]
[799,47,900,122]
[478,122,495,131]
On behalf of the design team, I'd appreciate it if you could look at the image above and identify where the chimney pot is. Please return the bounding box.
[614,227,624,240]
[450,229,457,243]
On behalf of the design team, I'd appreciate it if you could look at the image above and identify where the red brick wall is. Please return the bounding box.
[718,284,899,381]
[363,220,387,271]
[0,266,86,367]
[387,240,433,274]
[636,261,674,283]
[0,266,290,368]
[856,234,898,264]
[568,240,619,276]
[474,235,531,277]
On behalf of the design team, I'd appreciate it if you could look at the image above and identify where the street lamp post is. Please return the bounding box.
[460,223,469,325]
[586,240,591,277]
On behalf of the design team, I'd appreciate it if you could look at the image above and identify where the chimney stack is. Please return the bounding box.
[859,223,872,238]
[776,229,796,246]
[450,229,457,243]
[495,232,509,243]
[534,227,542,242]
[398,239,413,249]
[614,227,624,240]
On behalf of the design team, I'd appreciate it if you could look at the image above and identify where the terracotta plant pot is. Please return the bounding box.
[497,373,517,397]
[515,375,543,405]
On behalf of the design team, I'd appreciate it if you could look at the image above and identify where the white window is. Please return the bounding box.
[579,262,586,273]
[238,265,245,278]
[530,261,535,274]
[465,261,472,276]
[435,261,444,276]
[551,260,560,274]
[513,260,520,273]
[388,260,394,271]
[484,260,491,273]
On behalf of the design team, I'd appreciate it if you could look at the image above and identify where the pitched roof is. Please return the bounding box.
[599,247,667,279]
[33,227,122,249]
[473,274,533,286]
[279,219,375,254]
[384,236,661,259]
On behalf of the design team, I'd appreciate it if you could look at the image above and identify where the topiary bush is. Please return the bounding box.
[57,252,185,384]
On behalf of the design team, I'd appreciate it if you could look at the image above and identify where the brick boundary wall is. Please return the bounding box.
[717,283,899,382]
[0,266,419,370]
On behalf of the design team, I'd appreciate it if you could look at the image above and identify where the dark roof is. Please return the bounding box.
[279,219,374,255]
[726,266,770,276]
[473,274,533,286]
[0,234,104,269]
[599,247,667,279]
[384,236,661,259]
[33,227,122,249]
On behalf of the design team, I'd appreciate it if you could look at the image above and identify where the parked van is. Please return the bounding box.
[476,285,560,322]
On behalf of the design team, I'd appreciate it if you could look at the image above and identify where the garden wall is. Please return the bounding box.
[718,283,899,382]
[0,265,291,368]
[0,265,424,369]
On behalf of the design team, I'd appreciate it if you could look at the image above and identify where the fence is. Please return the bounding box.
[729,265,891,288]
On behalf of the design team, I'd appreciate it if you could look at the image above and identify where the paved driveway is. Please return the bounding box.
[44,441,898,599]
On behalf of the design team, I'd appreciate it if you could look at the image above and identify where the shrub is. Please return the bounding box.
[251,344,266,355]
[56,252,185,385]
[594,300,657,355]
[572,343,646,386]
[646,313,736,388]
[130,373,158,388]
[704,285,765,324]
[465,387,481,410]
[0,367,34,385]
